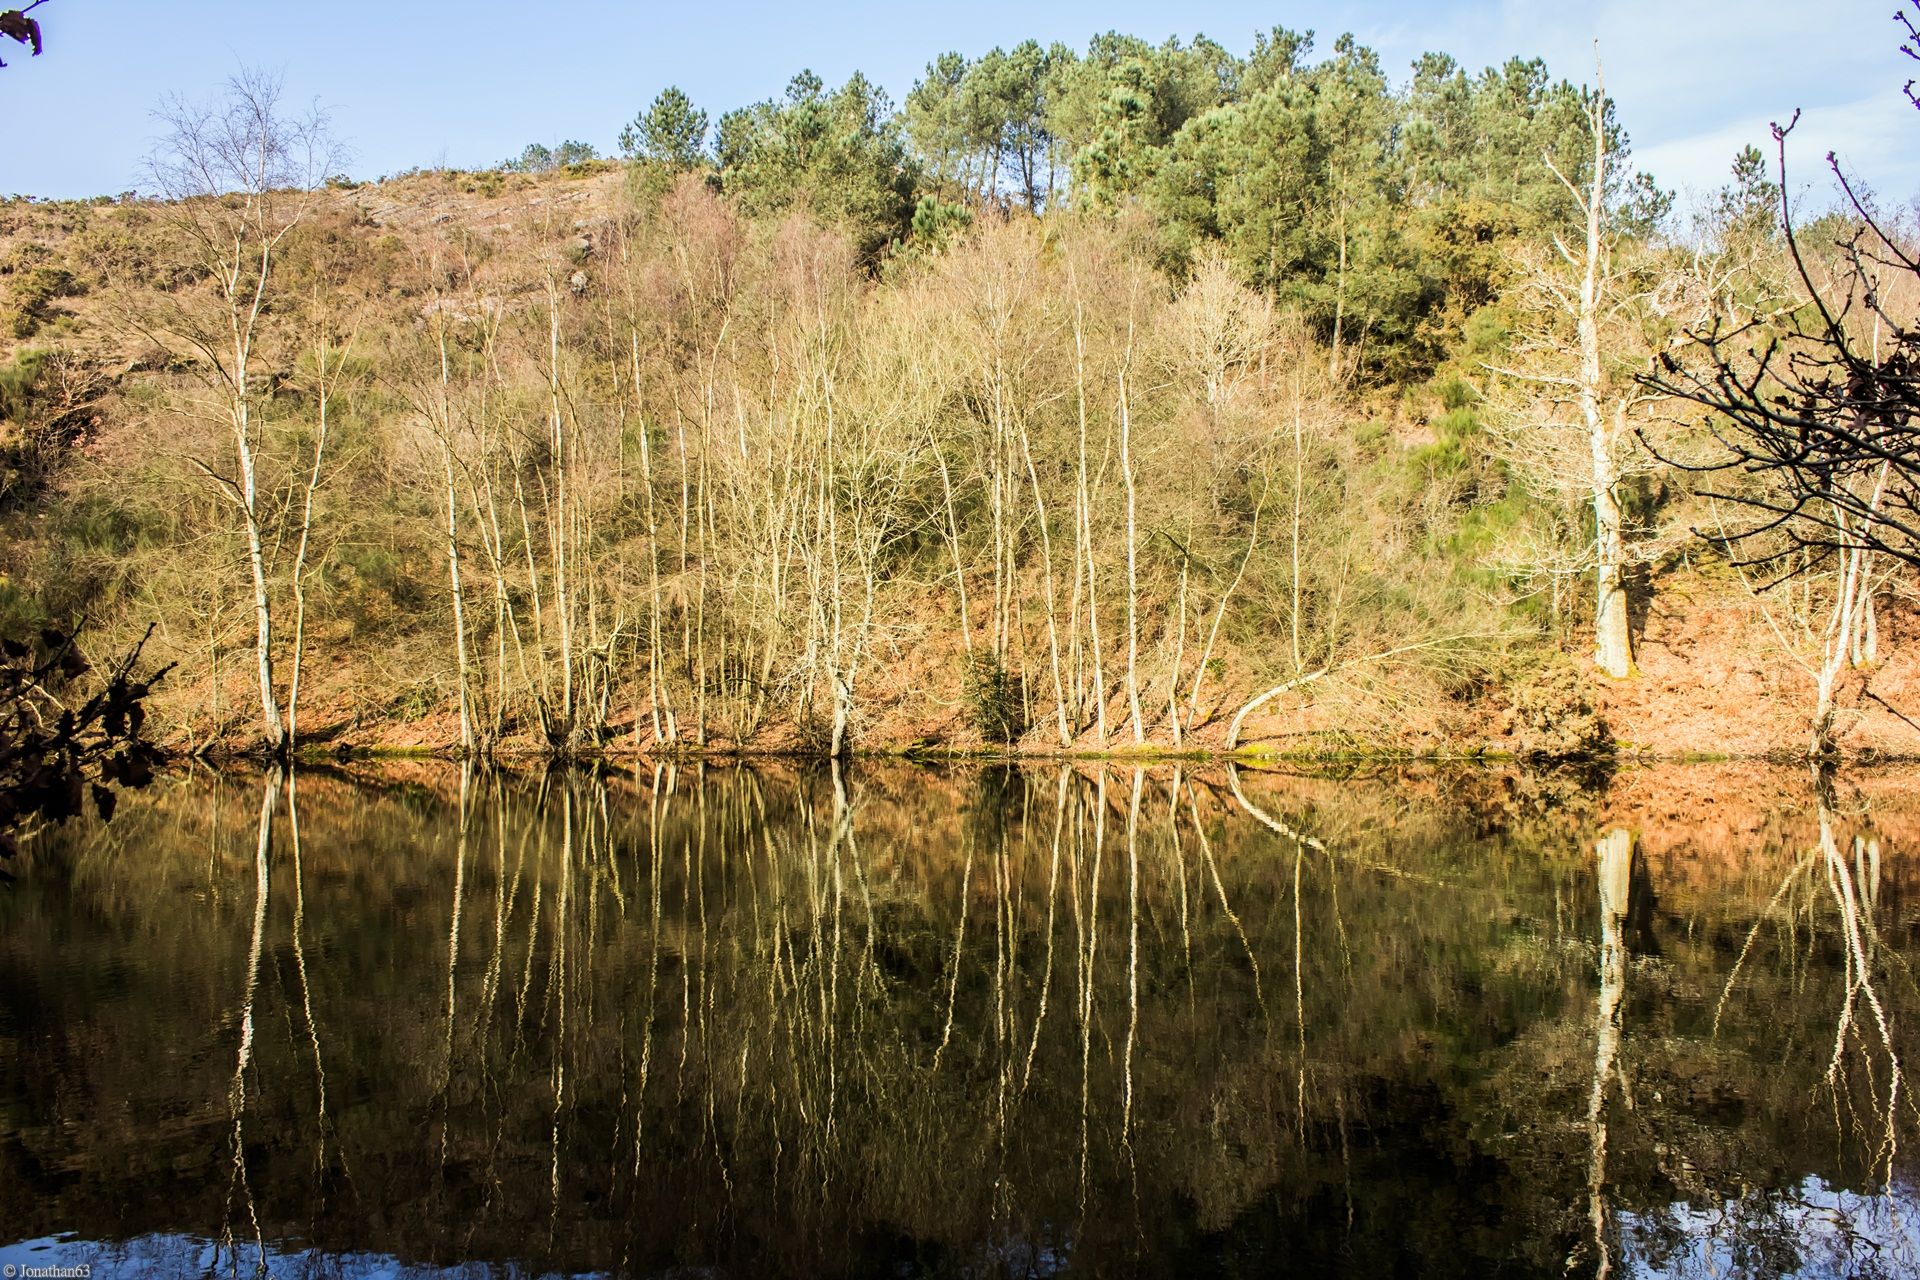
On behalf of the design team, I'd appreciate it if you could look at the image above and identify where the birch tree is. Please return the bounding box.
[1486,63,1668,680]
[142,70,339,754]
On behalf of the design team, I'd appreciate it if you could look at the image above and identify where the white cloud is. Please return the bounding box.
[1353,0,1920,200]
[1636,89,1920,211]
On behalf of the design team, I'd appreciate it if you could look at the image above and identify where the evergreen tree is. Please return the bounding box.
[717,71,921,257]
[620,86,710,169]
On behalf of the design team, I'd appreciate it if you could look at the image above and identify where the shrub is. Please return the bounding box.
[792,706,837,756]
[1506,653,1612,761]
[962,654,1024,745]
[0,348,48,420]
[6,266,79,338]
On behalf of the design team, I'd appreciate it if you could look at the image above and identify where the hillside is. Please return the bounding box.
[0,154,1913,762]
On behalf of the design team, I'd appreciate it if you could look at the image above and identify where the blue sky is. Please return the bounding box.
[3,0,1914,209]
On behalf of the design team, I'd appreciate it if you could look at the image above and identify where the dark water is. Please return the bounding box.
[1,762,1918,1278]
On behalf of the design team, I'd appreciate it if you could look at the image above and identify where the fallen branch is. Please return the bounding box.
[1224,631,1503,750]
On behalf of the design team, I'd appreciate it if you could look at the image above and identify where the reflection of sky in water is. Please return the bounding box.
[0,1231,1077,1280]
[0,1234,614,1279]
[7,769,1920,1279]
[1621,1177,1920,1280]
[7,1195,1916,1280]
[0,1235,1082,1274]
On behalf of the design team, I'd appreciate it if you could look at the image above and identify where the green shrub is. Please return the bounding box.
[6,266,80,339]
[335,543,428,635]
[910,196,972,251]
[0,577,48,645]
[0,348,48,421]
[1435,375,1477,411]
[962,654,1024,745]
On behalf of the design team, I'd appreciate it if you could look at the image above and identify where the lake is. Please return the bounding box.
[1,761,1917,1278]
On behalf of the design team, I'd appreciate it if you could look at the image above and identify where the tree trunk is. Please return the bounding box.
[1069,287,1108,744]
[1017,416,1072,746]
[1329,208,1348,382]
[931,427,974,658]
[1591,445,1633,680]
[1119,361,1145,745]
[445,447,474,755]
[1813,537,1872,756]
[546,287,576,740]
[1579,114,1633,680]
[237,402,287,755]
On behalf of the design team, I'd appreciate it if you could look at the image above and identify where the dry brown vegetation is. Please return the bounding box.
[2,147,1918,761]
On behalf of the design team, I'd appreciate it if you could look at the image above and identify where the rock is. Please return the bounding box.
[568,270,589,295]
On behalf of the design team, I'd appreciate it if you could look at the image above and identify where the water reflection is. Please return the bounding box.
[1588,827,1633,1280]
[1,762,1918,1278]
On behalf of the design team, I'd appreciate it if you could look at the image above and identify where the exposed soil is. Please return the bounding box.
[202,565,1920,766]
[1594,570,1920,760]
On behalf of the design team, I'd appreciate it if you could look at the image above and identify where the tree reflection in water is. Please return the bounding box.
[0,762,1918,1278]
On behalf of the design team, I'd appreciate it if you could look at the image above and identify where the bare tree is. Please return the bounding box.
[1485,62,1650,680]
[1642,12,1920,751]
[284,285,355,749]
[1649,118,1920,573]
[140,70,341,756]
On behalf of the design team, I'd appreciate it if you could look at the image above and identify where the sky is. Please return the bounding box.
[2,0,1915,211]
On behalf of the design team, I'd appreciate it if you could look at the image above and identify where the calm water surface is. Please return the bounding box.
[2,762,1918,1278]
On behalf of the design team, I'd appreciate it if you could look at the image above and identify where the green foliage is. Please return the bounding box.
[335,543,427,636]
[464,169,507,197]
[962,654,1024,745]
[0,347,47,421]
[502,140,599,174]
[1714,144,1781,241]
[1151,38,1671,380]
[1403,55,1606,224]
[588,25,1673,384]
[907,41,1073,209]
[0,348,70,509]
[0,576,46,643]
[1056,33,1236,205]
[5,264,79,338]
[907,194,972,252]
[1435,377,1476,412]
[49,493,163,555]
[717,71,921,258]
[620,86,709,169]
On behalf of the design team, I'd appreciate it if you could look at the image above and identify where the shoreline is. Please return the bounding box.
[175,739,1918,769]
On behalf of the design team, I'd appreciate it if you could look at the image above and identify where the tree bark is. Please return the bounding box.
[1576,80,1633,681]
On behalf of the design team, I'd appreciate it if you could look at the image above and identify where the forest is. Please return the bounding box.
[1,20,1915,762]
